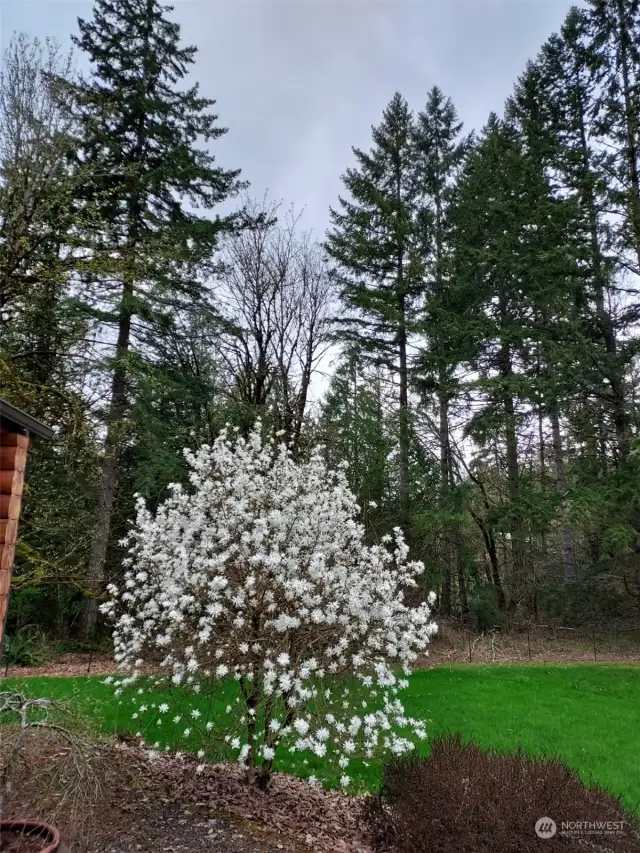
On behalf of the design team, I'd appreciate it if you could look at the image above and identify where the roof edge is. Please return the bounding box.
[0,398,55,440]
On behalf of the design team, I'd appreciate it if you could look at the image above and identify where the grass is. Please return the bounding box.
[2,664,639,811]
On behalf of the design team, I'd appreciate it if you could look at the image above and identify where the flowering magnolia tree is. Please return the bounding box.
[102,423,437,789]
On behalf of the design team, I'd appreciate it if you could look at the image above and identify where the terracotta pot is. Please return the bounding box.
[0,819,61,853]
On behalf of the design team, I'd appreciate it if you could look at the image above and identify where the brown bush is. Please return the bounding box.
[362,734,640,853]
[0,691,147,848]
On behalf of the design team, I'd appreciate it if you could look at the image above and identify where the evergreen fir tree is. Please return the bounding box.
[587,0,640,269]
[60,0,245,634]
[412,86,470,613]
[320,355,392,529]
[446,113,578,608]
[535,10,631,468]
[326,92,422,522]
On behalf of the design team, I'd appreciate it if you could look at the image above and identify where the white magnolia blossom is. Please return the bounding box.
[102,422,437,787]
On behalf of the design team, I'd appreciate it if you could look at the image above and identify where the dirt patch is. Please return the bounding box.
[1,653,118,680]
[3,629,640,681]
[419,624,640,667]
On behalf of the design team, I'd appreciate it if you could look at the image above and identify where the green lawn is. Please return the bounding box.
[2,664,639,811]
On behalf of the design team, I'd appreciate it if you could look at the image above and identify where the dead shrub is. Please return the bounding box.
[0,692,145,847]
[362,733,640,853]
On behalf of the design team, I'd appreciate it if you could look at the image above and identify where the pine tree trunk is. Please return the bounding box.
[439,381,452,615]
[537,403,549,568]
[395,147,410,525]
[445,438,468,618]
[550,409,575,582]
[83,68,147,636]
[83,271,133,637]
[374,368,388,500]
[32,248,63,394]
[471,504,506,609]
[504,398,525,608]
[499,335,525,610]
[456,539,469,618]
[440,560,452,616]
[489,535,506,610]
[598,407,609,473]
[397,293,410,525]
[434,185,457,613]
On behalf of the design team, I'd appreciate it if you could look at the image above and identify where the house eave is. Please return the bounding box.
[0,398,54,441]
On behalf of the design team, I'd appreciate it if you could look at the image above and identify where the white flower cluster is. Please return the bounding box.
[102,422,437,787]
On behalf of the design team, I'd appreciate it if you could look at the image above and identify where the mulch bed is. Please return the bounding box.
[147,751,371,853]
[1,734,372,853]
[81,787,298,853]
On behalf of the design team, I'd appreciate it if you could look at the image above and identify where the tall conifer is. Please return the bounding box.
[62,0,245,633]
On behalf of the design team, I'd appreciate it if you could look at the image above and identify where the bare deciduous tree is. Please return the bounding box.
[0,33,76,322]
[215,197,334,448]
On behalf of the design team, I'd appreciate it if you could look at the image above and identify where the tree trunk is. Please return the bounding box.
[456,541,469,618]
[31,246,63,394]
[439,380,452,615]
[470,505,505,609]
[550,409,575,582]
[497,329,525,610]
[537,402,549,567]
[83,270,133,637]
[503,398,525,608]
[83,55,147,635]
[434,182,457,612]
[397,292,410,525]
[243,677,260,786]
[489,535,506,610]
[395,153,410,526]
[291,351,313,454]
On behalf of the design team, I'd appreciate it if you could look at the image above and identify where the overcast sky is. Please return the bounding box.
[2,0,583,242]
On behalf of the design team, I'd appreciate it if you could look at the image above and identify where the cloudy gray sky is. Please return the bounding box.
[2,0,582,241]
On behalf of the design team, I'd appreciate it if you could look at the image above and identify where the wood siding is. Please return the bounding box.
[0,430,31,647]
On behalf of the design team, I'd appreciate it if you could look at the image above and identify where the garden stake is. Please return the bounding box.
[527,630,531,661]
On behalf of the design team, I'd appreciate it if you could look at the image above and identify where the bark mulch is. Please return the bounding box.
[1,736,372,853]
[148,752,372,853]
[80,788,297,853]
